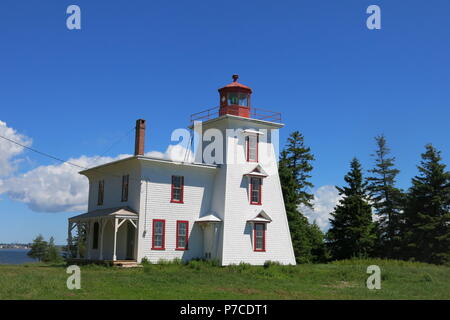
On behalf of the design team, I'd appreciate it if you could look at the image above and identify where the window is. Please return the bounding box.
[152,219,165,250]
[97,180,104,206]
[176,221,189,250]
[228,92,248,106]
[121,174,129,202]
[250,177,262,205]
[171,176,184,203]
[246,135,258,162]
[254,223,266,252]
[92,222,99,249]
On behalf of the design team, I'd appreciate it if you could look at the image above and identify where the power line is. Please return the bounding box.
[0,134,87,170]
[98,126,135,157]
[0,132,141,183]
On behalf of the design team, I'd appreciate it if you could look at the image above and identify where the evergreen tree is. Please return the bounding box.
[367,135,404,258]
[279,132,326,263]
[279,154,314,263]
[327,158,375,260]
[44,237,63,263]
[308,221,330,262]
[27,234,48,262]
[404,144,450,265]
[281,131,315,208]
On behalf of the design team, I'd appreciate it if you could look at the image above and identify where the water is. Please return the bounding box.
[0,249,37,265]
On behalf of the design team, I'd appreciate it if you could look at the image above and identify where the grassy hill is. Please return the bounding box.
[0,259,449,299]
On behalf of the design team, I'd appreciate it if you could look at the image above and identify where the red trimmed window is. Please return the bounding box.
[97,180,104,205]
[250,177,262,205]
[176,221,189,250]
[254,223,266,252]
[171,175,184,203]
[152,219,165,250]
[246,135,258,162]
[121,174,129,202]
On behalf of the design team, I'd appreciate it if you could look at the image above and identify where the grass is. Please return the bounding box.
[0,259,449,299]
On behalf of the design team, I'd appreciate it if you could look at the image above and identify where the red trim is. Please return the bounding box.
[170,175,184,203]
[175,220,189,250]
[253,223,266,252]
[246,135,259,162]
[250,177,262,205]
[151,219,165,250]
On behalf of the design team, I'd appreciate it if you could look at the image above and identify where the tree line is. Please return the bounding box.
[27,235,64,263]
[279,132,450,265]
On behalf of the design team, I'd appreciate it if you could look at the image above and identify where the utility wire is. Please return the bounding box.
[98,126,136,157]
[0,132,141,183]
[0,135,87,170]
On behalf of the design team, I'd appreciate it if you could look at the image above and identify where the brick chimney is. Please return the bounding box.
[134,119,146,156]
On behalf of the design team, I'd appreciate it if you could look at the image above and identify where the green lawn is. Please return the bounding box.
[0,259,449,299]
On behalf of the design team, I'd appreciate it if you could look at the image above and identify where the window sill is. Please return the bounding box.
[171,200,184,204]
[175,248,188,251]
[151,247,165,251]
[254,249,266,252]
[250,202,262,206]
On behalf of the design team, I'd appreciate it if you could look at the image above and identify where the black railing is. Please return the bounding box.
[190,106,282,124]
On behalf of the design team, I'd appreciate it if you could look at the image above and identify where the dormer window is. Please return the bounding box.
[246,135,258,162]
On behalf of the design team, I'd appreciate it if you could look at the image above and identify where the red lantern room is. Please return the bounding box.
[218,74,252,118]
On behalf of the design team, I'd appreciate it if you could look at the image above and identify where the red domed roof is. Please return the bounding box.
[218,74,252,93]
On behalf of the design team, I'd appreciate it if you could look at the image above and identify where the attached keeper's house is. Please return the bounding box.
[68,75,296,266]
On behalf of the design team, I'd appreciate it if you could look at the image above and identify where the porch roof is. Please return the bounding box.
[69,207,138,222]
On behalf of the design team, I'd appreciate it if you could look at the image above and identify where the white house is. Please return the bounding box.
[68,75,296,266]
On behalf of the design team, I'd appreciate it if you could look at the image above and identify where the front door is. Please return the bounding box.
[126,222,135,260]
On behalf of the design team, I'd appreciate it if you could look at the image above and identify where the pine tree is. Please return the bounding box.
[27,234,48,262]
[367,135,404,258]
[404,144,450,265]
[281,131,315,208]
[279,154,314,263]
[327,158,375,260]
[44,237,63,263]
[279,132,326,263]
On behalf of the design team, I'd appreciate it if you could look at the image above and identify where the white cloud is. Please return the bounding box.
[0,121,32,177]
[0,122,193,213]
[300,185,343,232]
[0,155,129,213]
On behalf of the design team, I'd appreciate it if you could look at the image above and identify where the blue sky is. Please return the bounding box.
[0,0,449,243]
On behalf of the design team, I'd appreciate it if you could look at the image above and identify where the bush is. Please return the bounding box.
[263,260,282,269]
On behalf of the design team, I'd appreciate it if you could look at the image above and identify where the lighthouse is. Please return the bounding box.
[68,75,296,266]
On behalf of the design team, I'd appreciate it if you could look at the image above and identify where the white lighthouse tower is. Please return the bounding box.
[192,75,296,265]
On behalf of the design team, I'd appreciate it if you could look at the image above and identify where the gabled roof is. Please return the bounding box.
[196,213,222,223]
[244,165,268,178]
[79,155,217,176]
[247,210,272,223]
[69,207,138,222]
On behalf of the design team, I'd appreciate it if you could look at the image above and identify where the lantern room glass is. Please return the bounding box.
[227,92,248,106]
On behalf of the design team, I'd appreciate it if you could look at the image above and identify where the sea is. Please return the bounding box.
[0,248,37,265]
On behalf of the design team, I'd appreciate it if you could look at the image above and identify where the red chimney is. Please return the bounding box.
[134,119,146,156]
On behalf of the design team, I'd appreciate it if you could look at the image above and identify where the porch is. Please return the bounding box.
[68,207,138,262]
